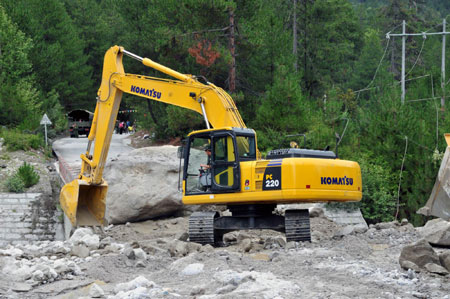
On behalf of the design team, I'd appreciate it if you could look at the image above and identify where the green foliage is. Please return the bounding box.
[299,0,363,96]
[254,65,309,151]
[357,153,396,223]
[351,29,387,91]
[17,162,40,188]
[1,0,94,111]
[5,162,40,192]
[41,90,67,133]
[6,174,25,193]
[1,130,43,151]
[166,106,204,138]
[0,5,41,129]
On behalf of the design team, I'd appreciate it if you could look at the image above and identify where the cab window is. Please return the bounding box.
[185,137,211,194]
[236,136,256,160]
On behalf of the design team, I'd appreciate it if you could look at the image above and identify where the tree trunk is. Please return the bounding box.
[146,99,158,125]
[293,0,298,72]
[228,9,236,92]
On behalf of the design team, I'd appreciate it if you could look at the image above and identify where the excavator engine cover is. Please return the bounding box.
[266,148,336,159]
[60,179,108,227]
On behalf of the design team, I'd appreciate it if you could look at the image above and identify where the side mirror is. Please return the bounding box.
[177,146,184,159]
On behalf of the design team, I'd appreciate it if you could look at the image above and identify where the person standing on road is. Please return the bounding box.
[119,121,124,134]
[126,120,131,133]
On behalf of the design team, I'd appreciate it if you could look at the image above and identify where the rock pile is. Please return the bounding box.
[399,218,450,275]
[1,215,450,298]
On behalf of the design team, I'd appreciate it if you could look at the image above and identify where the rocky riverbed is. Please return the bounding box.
[0,213,449,299]
[1,135,449,298]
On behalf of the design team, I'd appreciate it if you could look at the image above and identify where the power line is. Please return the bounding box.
[397,133,434,152]
[337,118,349,146]
[387,19,449,107]
[352,23,424,95]
[363,37,391,90]
[405,36,426,78]
[354,74,431,96]
[176,27,230,38]
[406,95,450,103]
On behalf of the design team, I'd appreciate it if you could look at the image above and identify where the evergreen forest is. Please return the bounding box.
[1,0,450,226]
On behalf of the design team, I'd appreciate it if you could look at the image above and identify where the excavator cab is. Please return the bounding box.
[183,128,256,195]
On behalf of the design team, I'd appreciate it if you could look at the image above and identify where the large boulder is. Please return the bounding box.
[399,239,448,275]
[104,146,183,224]
[440,251,450,272]
[417,218,450,246]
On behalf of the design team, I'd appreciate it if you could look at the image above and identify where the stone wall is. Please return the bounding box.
[0,193,63,247]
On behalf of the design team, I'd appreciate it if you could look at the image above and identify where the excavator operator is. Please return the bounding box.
[200,145,211,170]
[199,144,212,191]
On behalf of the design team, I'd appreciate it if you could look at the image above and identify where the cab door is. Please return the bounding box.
[211,132,240,192]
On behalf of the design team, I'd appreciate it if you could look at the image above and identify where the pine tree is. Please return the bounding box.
[1,0,93,111]
[0,4,39,127]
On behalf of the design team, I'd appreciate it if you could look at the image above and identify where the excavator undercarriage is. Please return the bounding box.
[188,205,311,245]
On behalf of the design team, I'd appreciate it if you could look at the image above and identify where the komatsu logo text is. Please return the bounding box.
[321,176,353,185]
[130,85,161,99]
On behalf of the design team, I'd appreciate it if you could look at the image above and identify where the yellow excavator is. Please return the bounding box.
[60,45,362,244]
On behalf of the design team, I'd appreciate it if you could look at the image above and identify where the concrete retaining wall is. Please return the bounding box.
[0,193,63,247]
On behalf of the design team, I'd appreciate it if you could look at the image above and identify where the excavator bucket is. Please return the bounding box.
[60,179,108,228]
[417,134,450,220]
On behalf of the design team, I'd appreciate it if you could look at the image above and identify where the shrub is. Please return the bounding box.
[0,130,43,151]
[17,162,40,188]
[357,154,397,224]
[6,175,25,193]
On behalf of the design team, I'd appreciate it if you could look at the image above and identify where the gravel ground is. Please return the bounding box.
[1,214,448,299]
[0,135,448,298]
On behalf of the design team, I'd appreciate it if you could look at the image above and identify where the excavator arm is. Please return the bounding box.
[60,45,246,228]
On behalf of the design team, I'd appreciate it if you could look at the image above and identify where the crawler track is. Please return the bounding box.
[188,211,218,245]
[285,209,311,242]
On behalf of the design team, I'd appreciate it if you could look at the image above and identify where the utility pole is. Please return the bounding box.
[442,18,446,110]
[293,0,298,72]
[401,20,406,105]
[388,19,450,105]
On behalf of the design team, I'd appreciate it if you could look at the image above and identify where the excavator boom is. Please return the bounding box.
[60,46,247,228]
